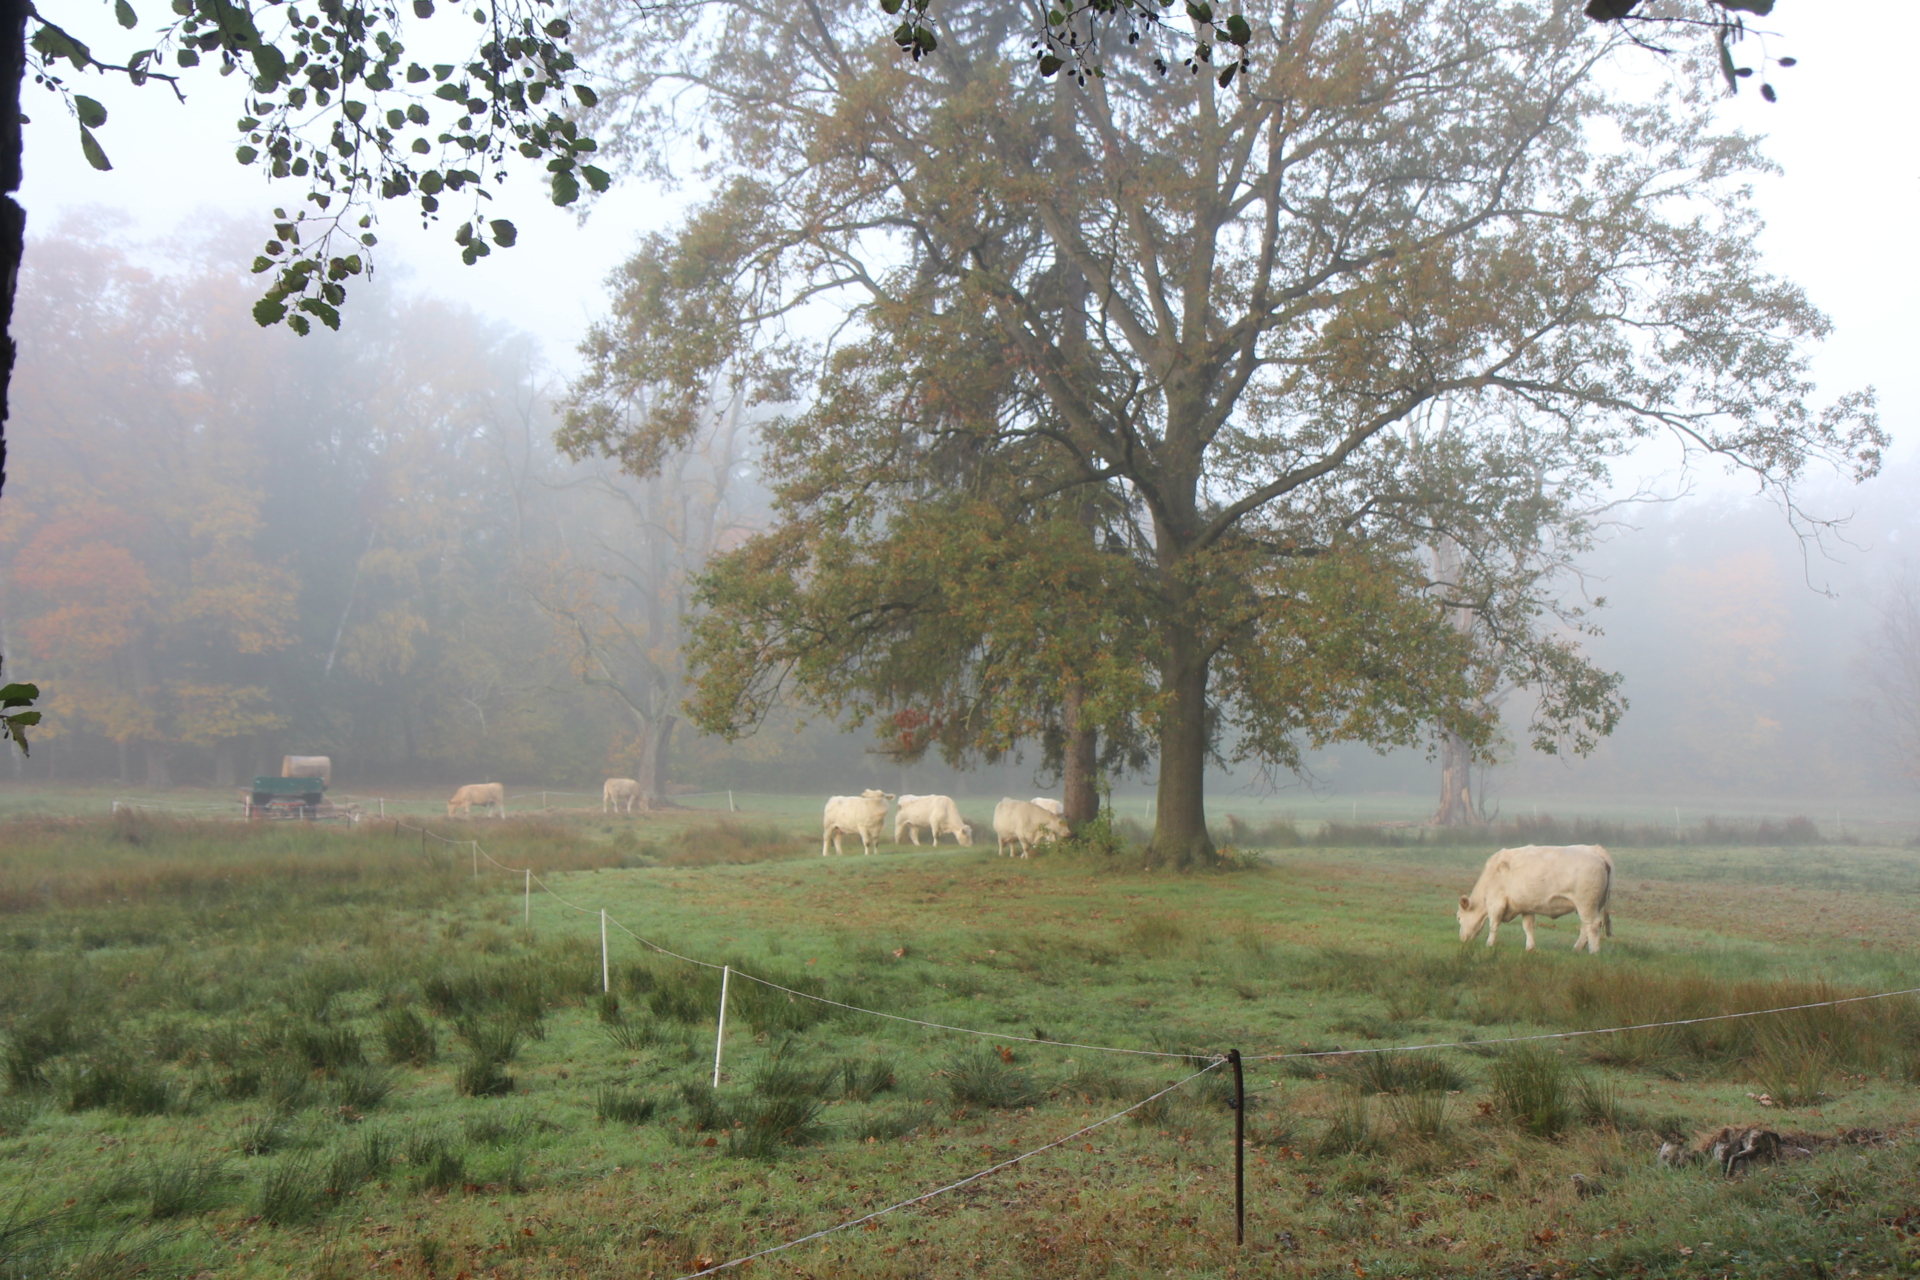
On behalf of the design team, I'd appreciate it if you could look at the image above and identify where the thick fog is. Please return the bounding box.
[0,216,1913,814]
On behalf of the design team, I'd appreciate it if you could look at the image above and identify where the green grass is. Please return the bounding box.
[2,806,1920,1277]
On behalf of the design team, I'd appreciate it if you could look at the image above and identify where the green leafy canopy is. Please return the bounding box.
[27,0,607,334]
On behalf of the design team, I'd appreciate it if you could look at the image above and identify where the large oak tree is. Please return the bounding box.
[568,0,1876,864]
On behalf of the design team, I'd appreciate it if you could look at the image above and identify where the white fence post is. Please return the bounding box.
[712,964,732,1088]
[378,798,385,818]
[601,909,610,994]
[524,869,531,931]
[728,790,736,813]
[472,842,478,880]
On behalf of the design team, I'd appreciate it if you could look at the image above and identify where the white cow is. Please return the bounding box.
[1456,844,1614,953]
[1029,797,1064,817]
[993,797,1070,859]
[603,778,641,814]
[894,794,973,846]
[822,790,895,856]
[448,782,506,819]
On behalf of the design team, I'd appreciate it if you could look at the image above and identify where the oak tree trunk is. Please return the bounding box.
[1432,729,1482,826]
[1151,622,1215,867]
[1062,680,1099,827]
[645,715,676,805]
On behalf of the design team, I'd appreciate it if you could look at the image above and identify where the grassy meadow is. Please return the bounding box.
[2,803,1920,1279]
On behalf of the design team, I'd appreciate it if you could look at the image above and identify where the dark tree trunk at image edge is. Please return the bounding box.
[1062,682,1099,827]
[1433,730,1483,826]
[0,0,23,494]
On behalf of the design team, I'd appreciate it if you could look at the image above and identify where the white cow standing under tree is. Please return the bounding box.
[822,790,894,856]
[894,794,973,846]
[603,778,641,813]
[993,798,1070,858]
[1456,844,1613,953]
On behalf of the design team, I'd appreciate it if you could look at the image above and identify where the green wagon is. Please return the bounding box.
[247,775,325,819]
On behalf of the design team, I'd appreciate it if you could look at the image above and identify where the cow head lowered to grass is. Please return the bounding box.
[1456,844,1615,953]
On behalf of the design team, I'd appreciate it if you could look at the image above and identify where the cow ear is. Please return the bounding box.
[1458,895,1471,911]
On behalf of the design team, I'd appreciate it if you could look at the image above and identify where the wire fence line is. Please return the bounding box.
[673,1060,1227,1280]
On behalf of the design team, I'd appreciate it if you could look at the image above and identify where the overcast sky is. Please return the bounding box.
[16,5,1918,468]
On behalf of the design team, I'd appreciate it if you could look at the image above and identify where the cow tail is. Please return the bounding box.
[1602,861,1614,937]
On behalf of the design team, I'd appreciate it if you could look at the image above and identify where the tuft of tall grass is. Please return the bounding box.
[595,1087,657,1124]
[944,1047,1040,1110]
[855,1104,934,1142]
[1345,1051,1464,1096]
[141,1154,228,1220]
[727,1093,827,1159]
[61,1056,180,1117]
[1125,915,1186,957]
[835,1058,896,1102]
[403,1131,467,1192]
[454,1055,514,1098]
[287,1022,366,1075]
[1491,1046,1574,1137]
[602,1019,656,1052]
[237,1114,287,1156]
[679,1081,727,1133]
[331,1064,397,1113]
[1755,1023,1832,1107]
[0,1093,41,1136]
[378,1008,437,1066]
[1384,1089,1451,1141]
[262,1061,316,1114]
[256,1153,322,1225]
[1314,1089,1381,1157]
[324,1130,394,1197]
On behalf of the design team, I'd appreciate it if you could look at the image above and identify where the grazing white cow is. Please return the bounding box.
[894,794,973,846]
[993,797,1070,858]
[822,790,894,856]
[603,778,642,814]
[447,782,506,819]
[1029,797,1064,817]
[1456,844,1614,953]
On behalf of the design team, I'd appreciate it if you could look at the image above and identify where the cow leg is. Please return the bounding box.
[1484,909,1500,947]
[822,829,834,856]
[1522,915,1537,951]
[1577,911,1601,953]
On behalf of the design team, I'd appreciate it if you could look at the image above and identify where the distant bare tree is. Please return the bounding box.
[1857,562,1920,789]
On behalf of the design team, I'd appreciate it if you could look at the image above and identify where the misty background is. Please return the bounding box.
[2,8,1916,813]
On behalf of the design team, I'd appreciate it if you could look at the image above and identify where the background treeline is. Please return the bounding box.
[0,219,888,794]
[1,217,1914,803]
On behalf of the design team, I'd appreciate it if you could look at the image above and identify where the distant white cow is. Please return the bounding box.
[1456,844,1614,953]
[822,790,895,856]
[894,794,973,846]
[993,797,1070,859]
[447,782,506,819]
[603,778,641,814]
[1029,797,1064,817]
